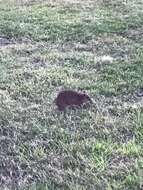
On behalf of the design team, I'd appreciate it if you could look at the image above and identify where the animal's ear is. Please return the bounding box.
[83,93,88,97]
[83,93,87,97]
[82,90,86,94]
[84,94,92,102]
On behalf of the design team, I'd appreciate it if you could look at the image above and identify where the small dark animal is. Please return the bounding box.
[54,90,92,111]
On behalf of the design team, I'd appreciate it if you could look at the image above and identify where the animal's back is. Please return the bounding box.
[55,90,92,111]
[55,90,82,110]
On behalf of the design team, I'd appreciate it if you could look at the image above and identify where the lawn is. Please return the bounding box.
[0,0,143,189]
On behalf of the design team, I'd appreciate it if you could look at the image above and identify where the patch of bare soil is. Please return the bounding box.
[32,57,47,68]
[134,88,143,98]
[0,37,14,47]
[15,0,100,9]
[125,27,143,42]
[13,0,47,7]
[107,153,135,177]
[119,87,143,106]
[106,95,143,113]
[44,0,99,9]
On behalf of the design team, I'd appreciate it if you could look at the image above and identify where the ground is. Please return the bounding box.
[0,0,143,189]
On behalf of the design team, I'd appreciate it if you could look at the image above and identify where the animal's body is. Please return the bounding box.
[54,90,92,111]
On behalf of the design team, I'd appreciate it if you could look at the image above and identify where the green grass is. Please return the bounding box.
[0,3,134,42]
[0,0,143,190]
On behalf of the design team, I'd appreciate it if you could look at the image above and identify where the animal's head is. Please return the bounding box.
[82,93,92,103]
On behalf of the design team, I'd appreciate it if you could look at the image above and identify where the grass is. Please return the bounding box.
[0,0,143,189]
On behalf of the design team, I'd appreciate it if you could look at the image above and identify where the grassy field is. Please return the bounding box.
[0,0,143,189]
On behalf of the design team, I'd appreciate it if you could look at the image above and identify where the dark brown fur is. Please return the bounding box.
[54,90,92,111]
